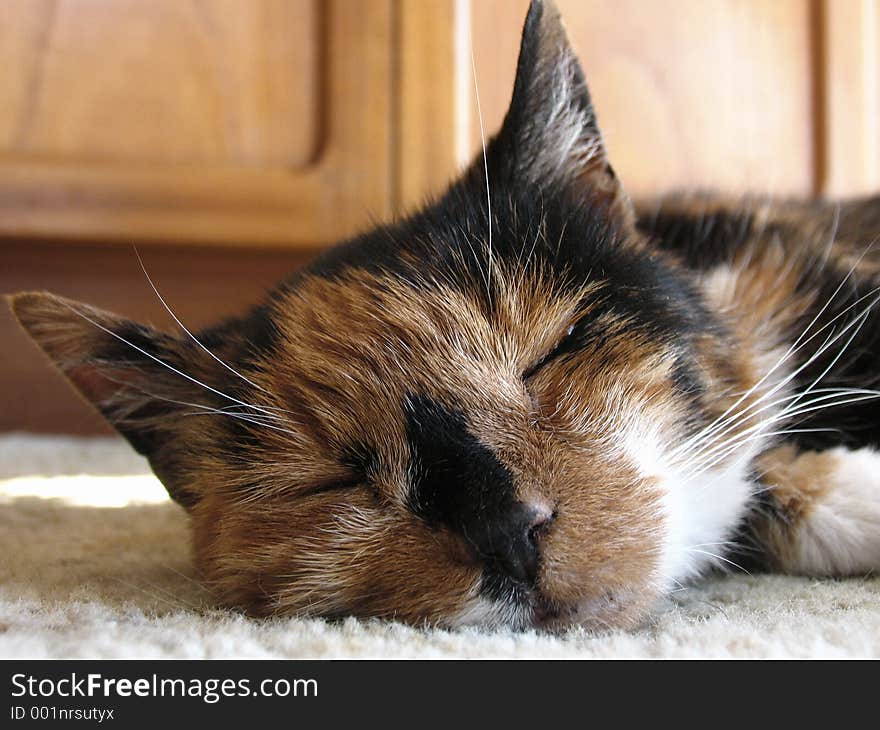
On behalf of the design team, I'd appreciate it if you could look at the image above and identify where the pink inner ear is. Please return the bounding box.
[66,362,138,407]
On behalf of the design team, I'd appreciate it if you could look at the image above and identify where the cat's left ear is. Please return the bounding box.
[494,0,633,223]
[8,291,208,509]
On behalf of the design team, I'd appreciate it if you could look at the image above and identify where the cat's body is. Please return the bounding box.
[10,1,880,630]
[641,194,880,579]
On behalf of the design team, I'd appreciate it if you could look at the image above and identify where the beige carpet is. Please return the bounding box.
[2,434,879,658]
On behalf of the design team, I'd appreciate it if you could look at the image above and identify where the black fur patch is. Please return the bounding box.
[341,441,379,479]
[201,303,281,368]
[785,269,880,451]
[641,208,756,270]
[404,393,539,594]
[405,393,515,529]
[96,321,175,364]
[298,179,714,353]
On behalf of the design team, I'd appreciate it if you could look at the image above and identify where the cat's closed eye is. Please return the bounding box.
[299,476,364,499]
[523,323,578,379]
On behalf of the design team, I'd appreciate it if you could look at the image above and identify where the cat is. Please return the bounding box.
[9,0,880,631]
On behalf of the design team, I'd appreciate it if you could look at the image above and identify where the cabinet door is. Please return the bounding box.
[0,0,393,247]
[470,0,818,199]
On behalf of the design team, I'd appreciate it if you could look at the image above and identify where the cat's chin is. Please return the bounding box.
[526,589,656,633]
[450,582,659,633]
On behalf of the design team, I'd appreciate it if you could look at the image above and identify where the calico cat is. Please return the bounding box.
[9,0,880,631]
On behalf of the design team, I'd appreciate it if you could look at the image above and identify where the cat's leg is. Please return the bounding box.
[747,444,880,575]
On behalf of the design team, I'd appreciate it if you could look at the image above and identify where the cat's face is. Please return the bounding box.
[199,246,692,630]
[11,1,748,630]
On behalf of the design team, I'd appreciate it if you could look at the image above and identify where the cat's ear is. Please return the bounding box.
[494,0,633,222]
[9,291,204,508]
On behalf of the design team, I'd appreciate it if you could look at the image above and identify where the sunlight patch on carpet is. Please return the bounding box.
[0,474,168,508]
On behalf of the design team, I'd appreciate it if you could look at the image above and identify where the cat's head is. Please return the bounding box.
[11,0,741,630]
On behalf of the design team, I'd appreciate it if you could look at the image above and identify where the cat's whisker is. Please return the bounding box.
[674,385,874,473]
[158,561,221,601]
[672,386,862,467]
[689,425,837,481]
[671,244,878,460]
[675,374,880,476]
[671,288,880,463]
[133,246,276,399]
[723,300,877,448]
[470,41,493,298]
[138,575,208,611]
[686,392,879,478]
[62,301,291,423]
[684,390,876,475]
[515,218,545,298]
[175,409,306,439]
[111,576,199,613]
[793,304,874,406]
[685,548,750,575]
[452,224,488,294]
[672,322,840,463]
[93,370,306,440]
[658,572,687,592]
[215,404,293,422]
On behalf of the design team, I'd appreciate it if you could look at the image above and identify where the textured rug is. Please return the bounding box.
[2,434,879,658]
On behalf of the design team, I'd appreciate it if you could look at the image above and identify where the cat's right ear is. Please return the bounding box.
[8,291,205,508]
[492,0,633,222]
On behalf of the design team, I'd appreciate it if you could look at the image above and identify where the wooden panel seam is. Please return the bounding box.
[818,0,880,196]
[392,0,466,213]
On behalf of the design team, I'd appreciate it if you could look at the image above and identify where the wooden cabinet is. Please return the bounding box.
[0,0,393,247]
[2,0,878,249]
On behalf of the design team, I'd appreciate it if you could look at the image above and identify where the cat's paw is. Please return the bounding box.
[757,445,880,576]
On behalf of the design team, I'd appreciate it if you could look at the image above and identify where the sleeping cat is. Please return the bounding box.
[9,0,880,631]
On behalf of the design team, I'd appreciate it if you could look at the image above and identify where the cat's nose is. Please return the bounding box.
[476,502,554,586]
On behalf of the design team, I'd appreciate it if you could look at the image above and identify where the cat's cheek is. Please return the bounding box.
[530,473,668,629]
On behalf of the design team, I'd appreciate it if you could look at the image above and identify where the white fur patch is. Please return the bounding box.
[624,424,758,587]
[791,446,880,575]
[451,593,530,630]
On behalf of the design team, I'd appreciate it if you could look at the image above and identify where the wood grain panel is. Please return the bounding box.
[0,0,393,248]
[0,0,319,167]
[469,0,817,197]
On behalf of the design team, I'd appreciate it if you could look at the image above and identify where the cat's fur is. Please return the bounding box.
[10,0,880,630]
